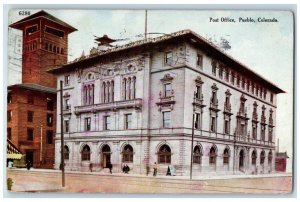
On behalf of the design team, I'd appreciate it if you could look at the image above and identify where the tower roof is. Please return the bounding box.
[9,10,77,33]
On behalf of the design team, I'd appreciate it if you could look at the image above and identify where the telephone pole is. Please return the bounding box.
[145,10,148,39]
[60,80,65,187]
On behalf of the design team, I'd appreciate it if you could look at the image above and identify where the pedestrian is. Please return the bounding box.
[153,162,158,176]
[125,164,130,174]
[26,160,31,170]
[122,164,125,173]
[108,162,113,174]
[89,163,93,172]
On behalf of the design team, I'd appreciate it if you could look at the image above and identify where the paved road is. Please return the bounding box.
[6,169,292,194]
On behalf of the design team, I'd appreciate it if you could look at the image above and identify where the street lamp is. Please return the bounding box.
[190,92,196,180]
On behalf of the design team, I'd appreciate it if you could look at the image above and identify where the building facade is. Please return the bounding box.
[7,11,76,168]
[49,30,284,175]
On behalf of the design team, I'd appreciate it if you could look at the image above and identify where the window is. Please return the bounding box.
[65,99,70,110]
[261,125,265,141]
[27,128,34,141]
[196,54,203,67]
[27,111,34,122]
[158,144,171,164]
[7,93,12,104]
[209,146,217,165]
[225,96,230,110]
[64,146,69,160]
[268,127,273,142]
[26,25,38,36]
[45,26,64,38]
[83,84,94,105]
[163,111,171,128]
[260,151,265,165]
[28,95,34,104]
[64,120,69,133]
[122,145,133,163]
[219,67,223,79]
[7,128,12,140]
[210,116,216,132]
[252,123,257,139]
[263,90,267,100]
[195,113,200,129]
[195,85,202,99]
[231,72,235,84]
[164,83,172,97]
[125,114,132,129]
[224,119,230,134]
[45,42,48,50]
[47,98,53,111]
[47,114,53,127]
[242,79,245,89]
[7,110,12,122]
[85,117,91,131]
[47,130,53,144]
[251,151,257,165]
[81,145,90,161]
[193,145,202,164]
[270,93,274,103]
[211,91,217,105]
[236,76,240,87]
[65,75,70,85]
[165,51,173,65]
[223,148,230,165]
[225,70,229,82]
[104,116,111,130]
[212,62,216,76]
[268,151,273,166]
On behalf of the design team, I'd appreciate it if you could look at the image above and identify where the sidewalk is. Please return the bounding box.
[8,167,292,181]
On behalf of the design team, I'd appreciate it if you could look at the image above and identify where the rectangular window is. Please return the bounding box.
[163,111,171,128]
[27,111,34,122]
[27,128,34,141]
[219,67,223,79]
[252,124,257,139]
[270,93,274,103]
[212,65,216,76]
[47,114,53,127]
[64,120,69,133]
[7,128,12,140]
[47,98,53,111]
[65,99,70,110]
[26,25,38,36]
[195,85,202,99]
[65,75,70,85]
[47,130,53,144]
[7,110,12,122]
[28,95,34,104]
[210,117,216,132]
[242,79,245,89]
[196,54,203,67]
[195,113,200,129]
[225,71,229,82]
[224,120,229,134]
[104,116,111,130]
[7,93,12,104]
[231,73,235,84]
[165,51,173,65]
[240,123,245,136]
[212,91,217,104]
[125,114,132,129]
[85,117,91,131]
[164,83,172,97]
[237,76,240,87]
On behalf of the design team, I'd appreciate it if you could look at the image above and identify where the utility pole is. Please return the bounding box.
[145,10,148,39]
[190,92,196,180]
[40,124,43,164]
[60,80,65,187]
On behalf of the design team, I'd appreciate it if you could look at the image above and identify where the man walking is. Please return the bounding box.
[153,162,158,176]
[108,162,113,174]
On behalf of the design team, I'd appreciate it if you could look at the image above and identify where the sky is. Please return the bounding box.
[7,9,294,172]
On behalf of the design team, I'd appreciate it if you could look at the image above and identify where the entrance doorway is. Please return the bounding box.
[239,150,244,171]
[26,151,34,165]
[101,145,111,168]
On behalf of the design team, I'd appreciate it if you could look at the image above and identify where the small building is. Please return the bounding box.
[275,152,289,172]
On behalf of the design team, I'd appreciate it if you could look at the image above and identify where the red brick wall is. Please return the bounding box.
[7,87,57,169]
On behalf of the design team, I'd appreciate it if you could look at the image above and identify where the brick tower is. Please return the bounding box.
[7,10,77,168]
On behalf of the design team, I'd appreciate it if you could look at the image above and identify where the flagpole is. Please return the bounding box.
[145,10,147,39]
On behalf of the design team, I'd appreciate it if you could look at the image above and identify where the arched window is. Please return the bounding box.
[260,150,265,165]
[209,146,217,165]
[83,86,87,105]
[81,145,91,161]
[158,144,171,164]
[88,84,94,105]
[223,148,230,165]
[122,145,133,163]
[193,145,202,164]
[268,151,273,166]
[251,150,257,165]
[64,145,69,160]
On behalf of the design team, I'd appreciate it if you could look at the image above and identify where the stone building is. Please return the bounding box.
[7,11,77,168]
[48,29,284,175]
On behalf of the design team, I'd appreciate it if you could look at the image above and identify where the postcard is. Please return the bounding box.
[6,8,294,194]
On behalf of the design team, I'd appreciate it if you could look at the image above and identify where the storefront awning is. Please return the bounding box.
[7,139,23,160]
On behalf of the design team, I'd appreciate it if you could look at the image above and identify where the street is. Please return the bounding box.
[6,169,292,194]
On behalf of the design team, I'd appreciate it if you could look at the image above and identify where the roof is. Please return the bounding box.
[8,83,56,94]
[9,10,77,32]
[276,152,289,158]
[47,29,285,94]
